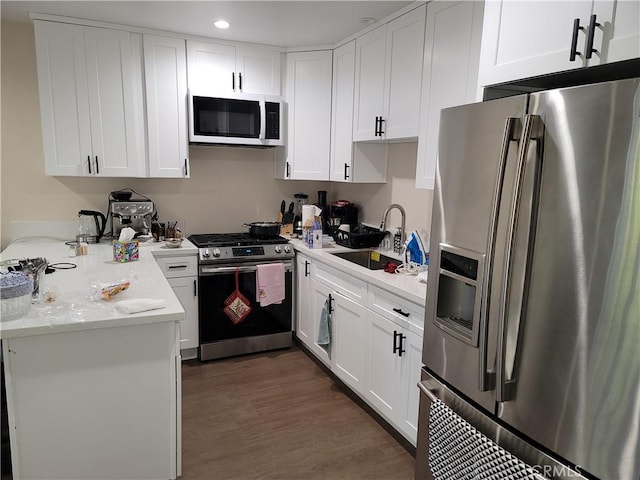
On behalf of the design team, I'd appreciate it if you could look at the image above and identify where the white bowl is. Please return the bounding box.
[164,238,183,248]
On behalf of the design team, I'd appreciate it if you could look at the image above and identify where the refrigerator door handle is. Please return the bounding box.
[479,116,520,393]
[496,114,542,403]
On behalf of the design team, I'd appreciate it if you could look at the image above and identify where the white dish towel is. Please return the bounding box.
[116,298,166,314]
[256,263,285,307]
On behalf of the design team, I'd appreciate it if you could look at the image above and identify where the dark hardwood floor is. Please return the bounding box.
[181,344,415,480]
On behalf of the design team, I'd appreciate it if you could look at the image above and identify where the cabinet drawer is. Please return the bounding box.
[155,256,198,278]
[369,285,424,333]
[313,261,367,303]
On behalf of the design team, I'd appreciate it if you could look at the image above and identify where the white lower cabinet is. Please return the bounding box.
[295,251,424,445]
[155,255,199,360]
[295,254,314,349]
[366,312,422,443]
[295,253,331,367]
[331,291,368,396]
[308,278,333,367]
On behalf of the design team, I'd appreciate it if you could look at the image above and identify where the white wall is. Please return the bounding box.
[0,20,432,249]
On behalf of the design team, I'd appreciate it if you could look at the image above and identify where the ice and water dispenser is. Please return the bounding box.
[434,245,484,346]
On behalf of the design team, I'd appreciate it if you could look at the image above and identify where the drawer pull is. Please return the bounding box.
[168,264,188,269]
[393,307,410,317]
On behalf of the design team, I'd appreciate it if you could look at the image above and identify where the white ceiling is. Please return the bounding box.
[1,1,415,48]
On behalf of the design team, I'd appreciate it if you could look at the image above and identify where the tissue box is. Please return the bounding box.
[112,240,139,263]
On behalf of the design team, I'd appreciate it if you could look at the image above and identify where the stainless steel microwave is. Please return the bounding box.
[188,91,284,147]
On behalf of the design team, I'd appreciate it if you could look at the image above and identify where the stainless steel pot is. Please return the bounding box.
[243,222,281,238]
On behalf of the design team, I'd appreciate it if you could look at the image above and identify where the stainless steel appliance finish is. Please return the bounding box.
[188,92,284,147]
[418,78,640,480]
[110,200,154,238]
[188,233,294,361]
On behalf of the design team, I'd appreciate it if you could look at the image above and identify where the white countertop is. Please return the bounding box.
[289,238,427,307]
[0,238,197,339]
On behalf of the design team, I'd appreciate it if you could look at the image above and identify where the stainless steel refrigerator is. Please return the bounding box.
[416,78,639,480]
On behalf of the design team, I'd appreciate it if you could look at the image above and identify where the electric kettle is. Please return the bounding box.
[77,210,107,243]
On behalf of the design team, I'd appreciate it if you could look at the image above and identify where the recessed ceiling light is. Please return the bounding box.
[214,20,230,29]
[360,17,376,25]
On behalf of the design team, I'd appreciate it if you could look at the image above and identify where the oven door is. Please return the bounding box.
[198,261,293,346]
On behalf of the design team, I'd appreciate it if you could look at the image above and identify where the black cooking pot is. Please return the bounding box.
[243,222,281,238]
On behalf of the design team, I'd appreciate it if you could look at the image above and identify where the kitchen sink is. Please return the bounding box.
[331,250,399,270]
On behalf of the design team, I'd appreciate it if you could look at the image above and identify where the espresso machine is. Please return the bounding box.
[110,195,154,238]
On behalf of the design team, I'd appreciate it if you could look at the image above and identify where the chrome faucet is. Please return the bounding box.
[379,204,406,250]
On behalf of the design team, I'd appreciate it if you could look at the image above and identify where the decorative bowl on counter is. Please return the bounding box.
[164,238,183,249]
[1,271,33,321]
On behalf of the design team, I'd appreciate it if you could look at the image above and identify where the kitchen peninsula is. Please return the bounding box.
[1,239,194,480]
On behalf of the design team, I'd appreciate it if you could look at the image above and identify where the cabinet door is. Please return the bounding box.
[331,292,368,396]
[236,46,282,95]
[590,0,640,65]
[84,26,146,177]
[144,35,189,178]
[330,41,356,182]
[397,329,422,445]
[187,40,236,94]
[415,0,484,189]
[478,1,593,87]
[383,4,426,140]
[34,21,93,176]
[309,278,333,367]
[366,311,401,421]
[168,276,199,351]
[352,25,387,141]
[295,254,313,348]
[285,50,332,181]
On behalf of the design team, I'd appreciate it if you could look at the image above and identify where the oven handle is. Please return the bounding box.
[200,264,292,275]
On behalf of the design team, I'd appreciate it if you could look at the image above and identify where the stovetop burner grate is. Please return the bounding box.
[188,233,287,248]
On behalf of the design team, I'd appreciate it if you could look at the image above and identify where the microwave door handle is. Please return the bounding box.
[259,100,266,141]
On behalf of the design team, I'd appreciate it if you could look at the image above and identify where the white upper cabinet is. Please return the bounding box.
[330,41,388,183]
[143,35,190,178]
[589,0,640,65]
[35,21,146,177]
[186,40,282,95]
[235,46,283,95]
[415,1,484,190]
[276,49,333,181]
[478,0,640,88]
[352,4,426,142]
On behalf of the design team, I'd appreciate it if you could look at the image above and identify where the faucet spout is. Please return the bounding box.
[379,204,406,248]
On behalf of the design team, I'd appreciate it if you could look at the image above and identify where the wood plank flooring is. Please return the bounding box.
[181,344,415,480]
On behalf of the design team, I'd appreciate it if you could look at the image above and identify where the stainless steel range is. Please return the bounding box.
[188,233,294,361]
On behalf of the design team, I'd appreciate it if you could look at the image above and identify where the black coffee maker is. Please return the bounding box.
[329,200,359,228]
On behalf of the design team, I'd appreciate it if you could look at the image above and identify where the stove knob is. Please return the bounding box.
[202,249,211,258]
[212,248,221,258]
[284,245,292,253]
[274,246,282,254]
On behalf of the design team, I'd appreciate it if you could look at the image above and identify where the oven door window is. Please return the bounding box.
[199,267,292,342]
[193,96,261,138]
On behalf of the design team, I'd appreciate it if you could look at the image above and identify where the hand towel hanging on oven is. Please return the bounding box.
[256,263,285,307]
[224,269,252,324]
[317,297,332,358]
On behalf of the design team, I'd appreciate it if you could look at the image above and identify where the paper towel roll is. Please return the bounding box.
[302,205,322,227]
